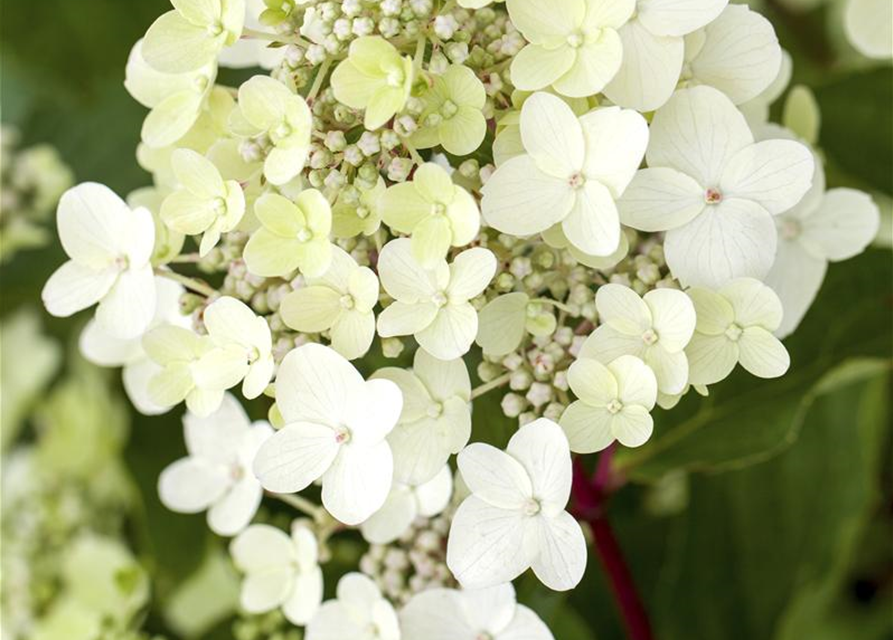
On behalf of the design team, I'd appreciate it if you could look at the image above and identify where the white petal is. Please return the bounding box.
[560,401,616,453]
[612,405,654,448]
[643,346,690,396]
[481,155,576,236]
[252,422,339,494]
[330,311,376,360]
[207,476,263,536]
[764,239,827,338]
[638,0,727,36]
[500,604,554,640]
[230,524,295,572]
[609,355,658,408]
[506,418,572,514]
[561,180,621,256]
[57,183,130,265]
[306,601,363,640]
[183,392,250,461]
[360,486,417,544]
[579,324,646,362]
[529,511,587,591]
[446,497,533,589]
[687,5,782,105]
[720,140,814,215]
[377,238,445,302]
[416,303,479,360]
[158,458,228,513]
[458,442,532,509]
[476,292,529,357]
[579,106,649,197]
[551,30,624,98]
[644,288,697,352]
[342,378,402,446]
[415,465,454,516]
[377,301,439,337]
[844,0,893,59]
[647,85,753,187]
[595,283,651,335]
[686,333,738,385]
[663,198,777,288]
[240,569,293,613]
[737,327,790,378]
[604,20,683,112]
[123,358,171,415]
[618,167,706,232]
[203,296,266,347]
[282,566,324,625]
[274,343,364,425]
[567,358,618,406]
[387,403,469,485]
[413,348,472,402]
[79,319,142,367]
[42,261,117,318]
[506,0,584,42]
[719,278,784,329]
[511,44,576,93]
[400,589,470,640]
[95,266,157,339]
[801,188,880,261]
[447,248,497,301]
[322,441,393,525]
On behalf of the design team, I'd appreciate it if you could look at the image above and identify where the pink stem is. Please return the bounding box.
[572,446,654,640]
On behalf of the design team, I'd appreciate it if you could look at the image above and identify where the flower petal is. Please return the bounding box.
[721,140,814,215]
[252,421,340,494]
[275,343,365,424]
[322,440,393,525]
[529,510,587,591]
[458,442,532,508]
[738,326,790,378]
[158,458,229,513]
[519,92,584,175]
[579,106,649,197]
[561,180,621,256]
[551,30,623,98]
[619,167,706,232]
[507,418,573,514]
[560,401,616,453]
[416,303,478,360]
[686,333,738,385]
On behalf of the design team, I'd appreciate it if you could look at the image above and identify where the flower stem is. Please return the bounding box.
[532,297,577,315]
[154,268,217,298]
[403,140,425,166]
[242,27,312,49]
[470,372,512,400]
[572,449,654,640]
[307,57,332,102]
[268,492,325,521]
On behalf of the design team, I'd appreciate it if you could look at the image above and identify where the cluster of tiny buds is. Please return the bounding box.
[359,510,455,605]
[233,609,301,640]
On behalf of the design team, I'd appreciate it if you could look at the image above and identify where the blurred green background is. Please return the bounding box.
[1,1,891,639]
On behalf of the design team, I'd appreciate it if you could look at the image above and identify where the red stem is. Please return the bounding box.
[572,447,654,640]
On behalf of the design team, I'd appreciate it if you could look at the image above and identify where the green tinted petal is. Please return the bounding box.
[143,11,223,74]
[412,215,453,268]
[330,60,381,109]
[414,163,454,203]
[439,107,487,156]
[238,75,290,129]
[254,193,303,237]
[365,87,406,130]
[141,91,203,149]
[172,148,225,197]
[296,189,332,235]
[160,190,217,235]
[442,65,487,108]
[280,286,342,332]
[446,187,481,246]
[243,228,301,277]
[380,182,431,234]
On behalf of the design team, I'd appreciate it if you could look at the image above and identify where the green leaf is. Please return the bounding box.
[618,250,892,481]
[651,369,890,640]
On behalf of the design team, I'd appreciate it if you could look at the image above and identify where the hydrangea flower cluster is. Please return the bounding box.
[41,0,881,636]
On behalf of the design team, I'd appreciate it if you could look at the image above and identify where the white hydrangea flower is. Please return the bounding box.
[158,393,272,536]
[279,246,379,360]
[160,148,246,256]
[560,355,657,453]
[603,0,728,112]
[125,39,217,149]
[739,50,792,128]
[680,5,783,105]
[360,464,453,544]
[198,296,275,400]
[142,0,245,74]
[765,159,879,338]
[306,573,400,640]
[376,239,496,360]
[230,522,323,625]
[42,183,157,340]
[579,284,696,395]
[844,0,893,60]
[686,278,790,385]
[233,76,312,185]
[409,65,488,156]
[619,86,814,288]
[506,0,634,98]
[401,582,554,640]
[252,344,402,525]
[482,92,648,257]
[243,190,333,278]
[142,324,229,417]
[79,277,190,415]
[372,348,472,485]
[218,0,287,69]
[447,418,587,591]
[379,162,481,268]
